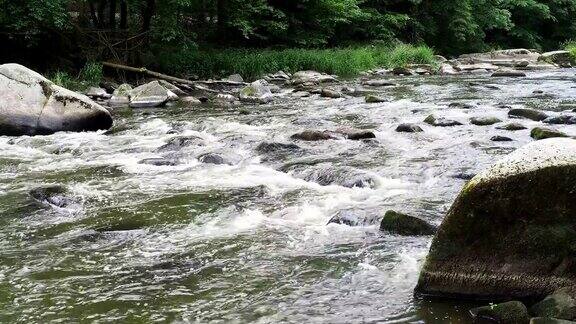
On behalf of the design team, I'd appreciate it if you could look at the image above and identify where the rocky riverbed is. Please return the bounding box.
[0,57,575,322]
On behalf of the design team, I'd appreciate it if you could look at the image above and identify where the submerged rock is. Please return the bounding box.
[497,122,528,131]
[415,138,576,300]
[29,186,75,208]
[469,301,530,324]
[327,209,381,226]
[531,287,576,321]
[424,115,463,127]
[291,130,335,141]
[544,115,576,125]
[380,210,436,236]
[335,127,376,140]
[0,63,113,136]
[531,127,568,140]
[491,135,513,142]
[139,158,178,166]
[156,136,205,152]
[365,94,387,103]
[470,116,502,126]
[291,164,377,188]
[492,69,527,77]
[362,80,396,87]
[198,153,231,165]
[396,123,423,133]
[509,108,549,121]
[320,88,343,98]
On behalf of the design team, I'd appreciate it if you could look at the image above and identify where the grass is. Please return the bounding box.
[48,62,103,91]
[156,44,436,81]
[566,41,576,61]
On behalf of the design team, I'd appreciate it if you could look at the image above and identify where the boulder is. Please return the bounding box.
[0,63,113,136]
[539,51,573,67]
[365,95,387,103]
[471,116,502,126]
[415,138,576,300]
[320,88,343,98]
[497,123,527,131]
[223,74,244,83]
[159,80,187,96]
[509,108,549,121]
[291,130,335,141]
[130,81,176,108]
[335,127,376,140]
[492,69,527,77]
[491,135,513,142]
[531,127,568,140]
[396,123,423,133]
[380,210,436,236]
[292,71,337,85]
[424,115,463,127]
[544,116,576,125]
[469,301,530,324]
[239,80,273,104]
[109,83,132,107]
[458,49,541,64]
[440,63,459,75]
[531,287,576,321]
[85,87,111,99]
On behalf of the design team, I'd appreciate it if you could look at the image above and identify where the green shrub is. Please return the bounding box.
[566,41,576,61]
[48,62,103,91]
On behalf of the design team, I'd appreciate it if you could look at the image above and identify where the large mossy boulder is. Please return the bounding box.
[0,63,113,136]
[416,138,576,301]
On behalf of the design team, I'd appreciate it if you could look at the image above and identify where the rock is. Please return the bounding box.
[456,63,500,72]
[99,80,118,93]
[492,69,527,77]
[292,71,337,85]
[424,115,463,127]
[265,71,290,81]
[85,87,111,99]
[0,63,113,136]
[291,130,335,141]
[531,287,576,321]
[29,186,75,208]
[327,209,381,226]
[239,79,273,104]
[224,74,244,83]
[453,173,476,180]
[362,80,396,87]
[256,142,301,154]
[459,49,541,63]
[290,164,377,188]
[497,122,528,131]
[435,55,448,63]
[158,80,186,96]
[198,153,229,165]
[449,102,475,109]
[109,83,132,107]
[215,93,237,103]
[530,318,576,324]
[320,88,343,98]
[130,81,173,108]
[365,95,387,103]
[470,116,502,126]
[335,127,376,140]
[415,138,576,300]
[138,158,178,166]
[539,51,573,67]
[181,96,202,105]
[392,67,414,76]
[156,136,205,152]
[469,301,530,324]
[440,63,459,75]
[491,135,513,142]
[509,108,549,121]
[396,123,423,133]
[531,127,568,140]
[380,210,436,236]
[544,115,576,125]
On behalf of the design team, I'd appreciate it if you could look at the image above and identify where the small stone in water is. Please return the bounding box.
[470,116,502,126]
[491,135,513,142]
[396,123,423,133]
[497,123,527,131]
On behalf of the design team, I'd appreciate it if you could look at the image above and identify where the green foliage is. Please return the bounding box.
[566,41,576,60]
[79,62,103,87]
[49,62,103,91]
[157,44,436,80]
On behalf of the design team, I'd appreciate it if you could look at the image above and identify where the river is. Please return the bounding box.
[0,70,575,323]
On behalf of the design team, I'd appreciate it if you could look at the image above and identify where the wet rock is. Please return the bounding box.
[456,63,500,72]
[291,130,336,141]
[453,173,476,180]
[256,142,300,154]
[396,123,423,133]
[424,115,463,127]
[509,108,549,121]
[265,71,290,82]
[109,83,132,107]
[362,80,396,87]
[29,186,75,208]
[224,74,244,83]
[435,55,448,63]
[458,49,540,63]
[531,127,568,140]
[469,301,530,324]
[139,158,178,166]
[181,96,202,105]
[239,79,273,104]
[530,317,576,324]
[320,88,343,98]
[292,71,337,85]
[392,67,414,76]
[380,210,436,236]
[531,287,576,321]
[492,69,527,77]
[365,94,387,103]
[335,127,376,140]
[539,51,574,67]
[156,136,205,152]
[440,63,459,75]
[159,80,186,96]
[491,135,513,142]
[471,116,502,126]
[449,102,475,109]
[415,138,576,300]
[0,63,113,136]
[497,122,527,131]
[130,81,176,108]
[215,93,237,103]
[198,153,230,165]
[544,115,576,125]
[294,165,377,188]
[86,87,111,99]
[327,209,381,226]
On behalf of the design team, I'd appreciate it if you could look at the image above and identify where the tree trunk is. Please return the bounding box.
[217,0,228,39]
[89,1,99,28]
[120,0,128,29]
[142,0,156,32]
[97,0,107,28]
[109,0,117,29]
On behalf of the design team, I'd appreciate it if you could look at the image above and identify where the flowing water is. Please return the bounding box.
[0,70,575,323]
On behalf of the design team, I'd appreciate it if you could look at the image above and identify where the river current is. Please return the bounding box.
[0,70,575,323]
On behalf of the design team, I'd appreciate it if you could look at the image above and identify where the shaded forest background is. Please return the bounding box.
[1,0,575,76]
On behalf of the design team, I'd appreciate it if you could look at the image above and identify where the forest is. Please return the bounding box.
[1,0,575,79]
